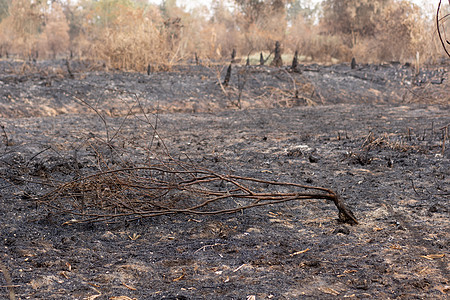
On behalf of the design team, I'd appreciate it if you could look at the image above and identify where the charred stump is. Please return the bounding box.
[351,57,357,69]
[231,49,237,63]
[260,52,264,65]
[195,52,199,65]
[223,64,232,87]
[271,41,283,67]
[66,59,74,79]
[147,64,152,75]
[292,50,299,70]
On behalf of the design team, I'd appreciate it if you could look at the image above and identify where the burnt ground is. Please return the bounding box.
[0,59,449,299]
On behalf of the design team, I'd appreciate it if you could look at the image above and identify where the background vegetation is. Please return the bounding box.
[0,0,448,70]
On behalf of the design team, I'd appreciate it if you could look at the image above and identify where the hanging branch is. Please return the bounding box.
[437,0,450,57]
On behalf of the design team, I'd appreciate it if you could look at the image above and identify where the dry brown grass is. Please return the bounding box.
[92,8,171,72]
[0,0,447,68]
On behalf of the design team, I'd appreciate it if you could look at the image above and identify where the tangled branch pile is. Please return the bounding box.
[39,160,358,225]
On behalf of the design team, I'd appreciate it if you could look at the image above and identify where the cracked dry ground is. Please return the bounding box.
[0,63,449,299]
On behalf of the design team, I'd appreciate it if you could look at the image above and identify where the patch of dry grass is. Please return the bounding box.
[0,0,448,69]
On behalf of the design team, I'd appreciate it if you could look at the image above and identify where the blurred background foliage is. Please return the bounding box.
[0,0,448,70]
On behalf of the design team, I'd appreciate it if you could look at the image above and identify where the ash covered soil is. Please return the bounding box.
[0,59,449,299]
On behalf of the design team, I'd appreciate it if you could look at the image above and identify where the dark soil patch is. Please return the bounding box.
[0,59,449,299]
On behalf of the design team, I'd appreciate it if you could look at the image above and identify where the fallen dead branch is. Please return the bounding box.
[32,90,357,226]
[38,160,358,225]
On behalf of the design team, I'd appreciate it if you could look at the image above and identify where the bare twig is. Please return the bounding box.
[441,125,448,155]
[70,94,110,143]
[25,146,52,167]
